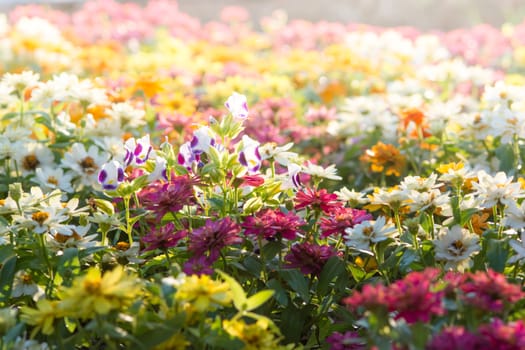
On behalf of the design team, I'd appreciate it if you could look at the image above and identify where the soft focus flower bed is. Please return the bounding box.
[3,1,525,349]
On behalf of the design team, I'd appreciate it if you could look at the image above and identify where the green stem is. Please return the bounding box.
[257,235,268,282]
[123,195,133,244]
[38,233,55,296]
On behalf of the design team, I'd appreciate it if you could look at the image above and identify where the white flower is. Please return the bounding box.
[400,174,439,192]
[124,134,153,166]
[335,187,369,205]
[406,189,450,213]
[259,142,299,166]
[434,225,480,272]
[68,79,108,107]
[504,200,525,229]
[1,70,39,94]
[508,231,525,264]
[224,91,249,119]
[368,187,409,210]
[189,126,216,154]
[11,271,44,301]
[471,170,525,208]
[302,162,342,181]
[147,155,168,182]
[238,135,261,173]
[98,160,125,190]
[344,216,398,251]
[14,142,55,175]
[30,80,68,108]
[46,224,97,253]
[61,143,109,187]
[34,167,74,193]
[105,102,145,129]
[12,205,74,236]
[0,82,16,105]
[0,136,23,162]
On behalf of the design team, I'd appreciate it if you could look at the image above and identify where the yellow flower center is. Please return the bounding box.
[115,242,130,251]
[32,211,50,225]
[84,279,101,294]
[47,176,59,185]
[22,154,40,171]
[80,156,97,175]
[22,273,33,284]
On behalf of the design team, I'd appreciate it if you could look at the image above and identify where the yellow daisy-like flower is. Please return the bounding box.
[224,319,281,350]
[58,266,140,319]
[20,299,62,337]
[174,274,231,313]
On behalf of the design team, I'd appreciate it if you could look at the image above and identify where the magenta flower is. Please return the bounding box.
[326,331,365,350]
[479,319,525,350]
[284,242,338,276]
[386,268,445,323]
[183,255,214,276]
[320,207,373,238]
[459,269,525,313]
[343,283,390,313]
[98,160,125,190]
[242,208,304,240]
[295,188,343,214]
[141,223,187,252]
[177,141,200,170]
[138,175,198,221]
[188,218,242,260]
[427,326,481,350]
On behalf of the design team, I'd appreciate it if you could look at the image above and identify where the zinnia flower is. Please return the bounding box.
[188,217,242,260]
[242,208,304,240]
[359,142,406,177]
[175,274,231,313]
[284,242,338,275]
[427,326,481,350]
[433,225,480,271]
[320,207,372,238]
[294,188,343,214]
[141,223,187,252]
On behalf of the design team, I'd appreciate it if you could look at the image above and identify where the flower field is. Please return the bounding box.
[3,1,525,349]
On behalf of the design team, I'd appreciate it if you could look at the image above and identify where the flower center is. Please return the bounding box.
[84,279,101,294]
[22,154,40,171]
[47,176,59,185]
[22,273,33,284]
[115,241,130,251]
[362,227,374,236]
[80,156,97,174]
[449,240,466,255]
[32,211,49,225]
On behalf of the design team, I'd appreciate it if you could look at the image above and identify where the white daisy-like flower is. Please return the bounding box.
[0,136,23,162]
[14,142,55,175]
[61,143,109,187]
[12,205,74,236]
[11,271,45,301]
[46,224,97,253]
[0,82,16,106]
[508,230,525,264]
[335,187,369,206]
[302,161,342,181]
[399,173,439,192]
[503,200,525,229]
[471,170,525,208]
[259,142,299,166]
[68,79,108,107]
[1,70,40,95]
[433,225,480,272]
[105,102,146,129]
[406,189,450,213]
[34,167,74,193]
[30,79,68,108]
[102,242,145,265]
[344,216,398,251]
[368,187,410,210]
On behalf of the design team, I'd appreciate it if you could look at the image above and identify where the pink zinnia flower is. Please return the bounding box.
[295,188,343,214]
[459,269,525,313]
[188,218,242,260]
[284,242,339,275]
[479,319,525,350]
[427,326,481,350]
[141,223,187,252]
[242,208,304,240]
[386,268,445,323]
[343,283,389,313]
[320,207,373,238]
[138,174,198,221]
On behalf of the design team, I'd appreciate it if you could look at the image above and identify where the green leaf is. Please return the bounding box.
[317,256,345,295]
[245,290,274,311]
[279,269,310,302]
[216,269,247,311]
[486,238,508,272]
[261,241,285,261]
[56,248,80,287]
[266,279,288,306]
[0,253,17,302]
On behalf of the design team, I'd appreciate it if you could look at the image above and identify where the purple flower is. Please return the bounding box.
[190,126,215,154]
[284,242,339,275]
[141,223,187,252]
[326,331,365,350]
[183,255,214,276]
[98,160,125,190]
[188,218,242,260]
[224,92,249,119]
[177,141,200,170]
[124,135,153,166]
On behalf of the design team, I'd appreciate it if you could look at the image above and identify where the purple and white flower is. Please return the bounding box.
[98,160,125,190]
[190,126,216,154]
[124,135,153,166]
[238,135,261,173]
[224,92,249,119]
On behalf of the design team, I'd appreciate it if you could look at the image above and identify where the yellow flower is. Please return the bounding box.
[59,266,140,319]
[224,319,282,350]
[360,142,406,177]
[174,274,231,313]
[436,162,464,174]
[20,299,62,337]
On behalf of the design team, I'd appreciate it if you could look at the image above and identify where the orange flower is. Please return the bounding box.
[469,212,490,235]
[360,142,406,177]
[399,107,432,138]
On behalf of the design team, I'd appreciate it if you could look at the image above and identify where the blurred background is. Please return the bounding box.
[1,0,525,30]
